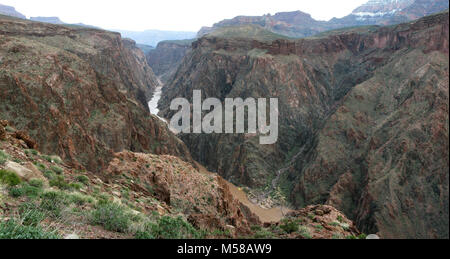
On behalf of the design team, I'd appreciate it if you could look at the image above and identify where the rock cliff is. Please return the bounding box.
[0,15,191,172]
[146,40,194,83]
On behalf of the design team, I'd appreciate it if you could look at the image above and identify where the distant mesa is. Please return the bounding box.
[30,16,65,24]
[0,3,26,19]
[117,30,197,48]
[29,16,100,29]
[198,0,449,38]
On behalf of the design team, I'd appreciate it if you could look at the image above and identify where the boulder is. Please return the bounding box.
[4,161,46,182]
[23,162,48,183]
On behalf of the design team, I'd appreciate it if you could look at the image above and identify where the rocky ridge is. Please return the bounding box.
[198,0,449,38]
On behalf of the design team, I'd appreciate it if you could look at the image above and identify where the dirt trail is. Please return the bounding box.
[195,162,290,223]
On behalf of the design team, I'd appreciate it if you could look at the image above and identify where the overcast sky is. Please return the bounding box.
[2,0,368,31]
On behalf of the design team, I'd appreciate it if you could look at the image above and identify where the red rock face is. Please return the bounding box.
[0,16,192,172]
[160,12,449,238]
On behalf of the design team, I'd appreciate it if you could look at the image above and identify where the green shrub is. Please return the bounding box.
[250,225,262,232]
[135,229,155,239]
[43,170,55,180]
[50,165,64,175]
[18,183,43,198]
[299,226,312,239]
[136,216,200,239]
[358,234,368,239]
[253,229,276,239]
[76,175,89,185]
[329,222,340,227]
[279,218,299,234]
[34,163,46,172]
[42,155,52,163]
[69,182,82,191]
[42,155,62,164]
[0,220,60,239]
[51,156,62,164]
[332,233,343,239]
[9,186,25,197]
[49,175,69,190]
[0,169,21,186]
[28,179,44,189]
[19,202,46,226]
[69,193,94,206]
[0,150,8,165]
[90,202,131,233]
[314,225,324,231]
[40,191,69,218]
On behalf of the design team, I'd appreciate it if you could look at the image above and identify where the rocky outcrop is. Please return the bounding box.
[105,151,259,235]
[0,16,192,172]
[159,12,449,238]
[146,40,193,83]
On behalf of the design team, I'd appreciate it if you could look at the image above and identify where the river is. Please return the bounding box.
[148,79,164,121]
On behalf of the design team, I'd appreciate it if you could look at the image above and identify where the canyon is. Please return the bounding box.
[0,11,360,239]
[158,11,449,238]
